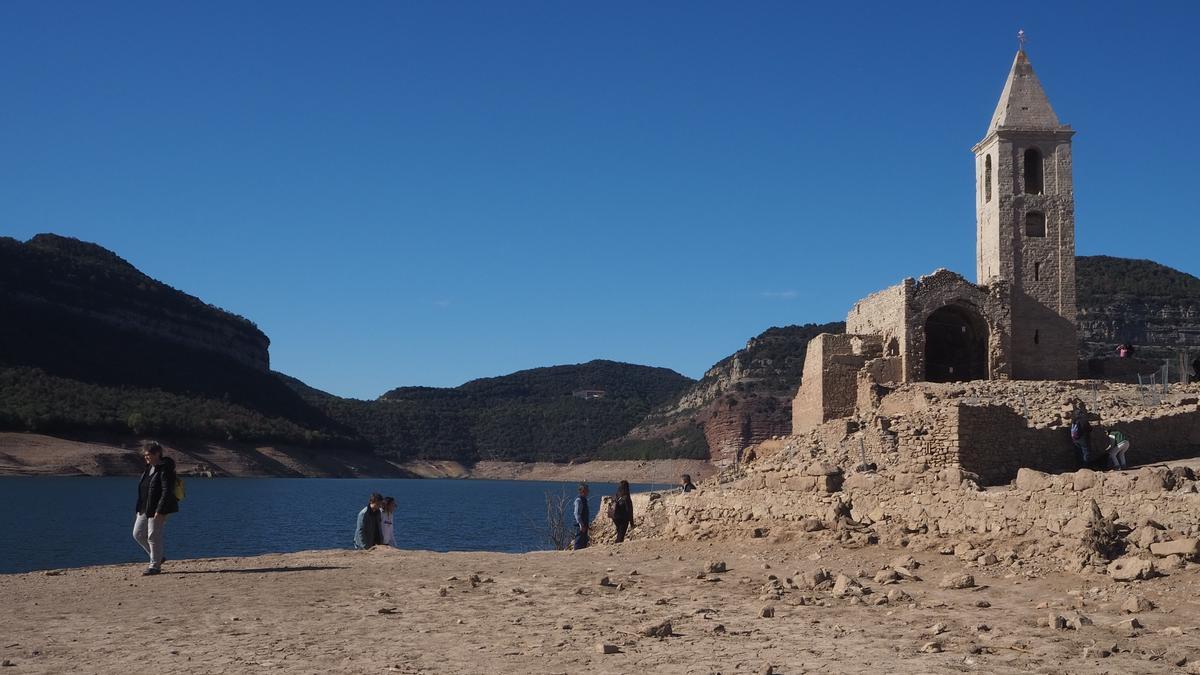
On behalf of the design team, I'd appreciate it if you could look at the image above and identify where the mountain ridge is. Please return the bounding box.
[3,234,1198,473]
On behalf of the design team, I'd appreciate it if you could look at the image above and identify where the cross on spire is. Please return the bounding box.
[1017,29,1027,52]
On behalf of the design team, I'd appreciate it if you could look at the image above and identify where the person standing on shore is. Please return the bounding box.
[354,493,384,549]
[133,441,179,576]
[609,480,635,543]
[572,483,590,550]
[380,496,397,547]
[681,475,696,493]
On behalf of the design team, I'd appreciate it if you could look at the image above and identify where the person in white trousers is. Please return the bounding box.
[133,441,179,575]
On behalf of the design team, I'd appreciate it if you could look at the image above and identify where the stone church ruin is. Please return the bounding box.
[789,49,1200,483]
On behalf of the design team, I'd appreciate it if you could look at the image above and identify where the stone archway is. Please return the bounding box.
[924,305,989,382]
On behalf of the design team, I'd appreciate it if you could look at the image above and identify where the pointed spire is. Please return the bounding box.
[985,50,1063,135]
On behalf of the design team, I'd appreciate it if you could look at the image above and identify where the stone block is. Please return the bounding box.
[1149,539,1199,558]
[785,476,818,492]
[1072,469,1097,491]
[1015,468,1050,491]
[806,461,842,477]
[1135,469,1171,493]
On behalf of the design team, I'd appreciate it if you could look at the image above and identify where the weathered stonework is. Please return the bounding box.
[973,50,1077,380]
[792,334,883,432]
[793,49,1080,435]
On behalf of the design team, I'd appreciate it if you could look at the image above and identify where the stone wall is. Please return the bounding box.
[804,381,1200,486]
[903,270,1013,383]
[606,461,1199,556]
[792,334,882,434]
[846,285,907,364]
[957,404,1200,485]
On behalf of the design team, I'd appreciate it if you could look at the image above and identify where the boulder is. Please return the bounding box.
[1121,595,1155,614]
[831,573,865,598]
[1072,469,1098,491]
[1135,469,1172,493]
[806,461,842,477]
[796,567,831,590]
[938,573,976,590]
[640,619,673,638]
[1107,556,1156,582]
[1015,468,1050,491]
[800,518,825,532]
[873,569,900,585]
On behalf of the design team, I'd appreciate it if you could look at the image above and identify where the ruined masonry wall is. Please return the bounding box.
[792,334,882,434]
[608,465,1199,546]
[957,405,1200,485]
[846,284,907,361]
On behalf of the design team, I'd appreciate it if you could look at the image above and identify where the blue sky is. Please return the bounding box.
[2,2,1197,398]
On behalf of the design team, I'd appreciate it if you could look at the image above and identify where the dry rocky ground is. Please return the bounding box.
[5,467,1200,673]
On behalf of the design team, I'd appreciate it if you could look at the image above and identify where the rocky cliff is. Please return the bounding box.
[602,323,844,464]
[0,234,270,370]
[1077,255,1200,365]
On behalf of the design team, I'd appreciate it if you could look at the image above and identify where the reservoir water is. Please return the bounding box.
[0,477,670,574]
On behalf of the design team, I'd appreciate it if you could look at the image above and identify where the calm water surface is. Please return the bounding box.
[0,477,669,574]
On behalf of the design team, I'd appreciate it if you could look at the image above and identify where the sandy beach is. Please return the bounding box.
[4,534,1199,674]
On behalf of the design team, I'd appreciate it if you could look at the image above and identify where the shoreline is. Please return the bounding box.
[0,432,715,483]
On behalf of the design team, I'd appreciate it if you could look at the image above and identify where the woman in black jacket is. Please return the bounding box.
[610,480,635,543]
[133,441,179,576]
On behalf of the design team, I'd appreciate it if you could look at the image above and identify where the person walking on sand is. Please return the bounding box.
[681,474,696,493]
[354,493,384,549]
[609,480,636,543]
[380,496,397,547]
[1104,429,1131,470]
[133,441,179,576]
[572,483,590,550]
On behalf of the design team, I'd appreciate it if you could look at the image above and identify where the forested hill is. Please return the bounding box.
[1076,255,1200,360]
[0,234,354,447]
[283,361,695,463]
[0,233,694,464]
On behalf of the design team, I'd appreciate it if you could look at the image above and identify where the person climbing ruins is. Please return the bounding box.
[1069,409,1093,467]
[1104,429,1131,470]
[608,480,635,544]
[680,475,696,493]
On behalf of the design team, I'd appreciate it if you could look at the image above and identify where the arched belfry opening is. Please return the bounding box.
[924,305,989,382]
[1023,147,1043,194]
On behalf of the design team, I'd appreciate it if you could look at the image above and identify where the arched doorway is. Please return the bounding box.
[924,305,988,382]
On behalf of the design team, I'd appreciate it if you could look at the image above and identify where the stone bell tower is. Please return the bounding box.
[973,47,1077,380]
